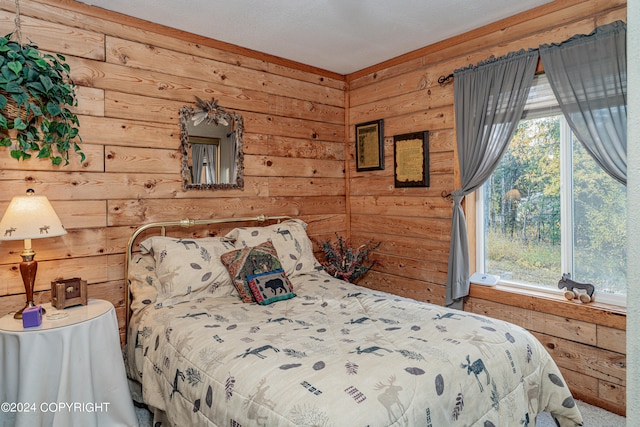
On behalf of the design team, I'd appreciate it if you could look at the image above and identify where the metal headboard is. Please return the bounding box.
[124,214,291,333]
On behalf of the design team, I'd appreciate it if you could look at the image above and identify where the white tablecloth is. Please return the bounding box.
[0,300,138,427]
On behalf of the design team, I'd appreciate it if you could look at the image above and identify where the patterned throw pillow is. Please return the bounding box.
[224,219,322,278]
[247,269,295,305]
[140,236,237,302]
[220,240,289,303]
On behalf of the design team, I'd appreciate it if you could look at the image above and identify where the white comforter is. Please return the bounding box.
[126,271,583,426]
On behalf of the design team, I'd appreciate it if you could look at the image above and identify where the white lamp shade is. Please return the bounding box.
[0,192,66,241]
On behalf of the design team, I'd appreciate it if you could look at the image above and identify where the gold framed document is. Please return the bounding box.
[355,119,384,171]
[393,131,429,188]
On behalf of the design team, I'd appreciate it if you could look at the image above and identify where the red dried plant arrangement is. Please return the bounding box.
[316,233,381,283]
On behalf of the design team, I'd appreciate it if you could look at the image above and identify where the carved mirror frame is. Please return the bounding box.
[180,98,244,191]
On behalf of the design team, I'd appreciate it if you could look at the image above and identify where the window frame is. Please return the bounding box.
[470,102,626,308]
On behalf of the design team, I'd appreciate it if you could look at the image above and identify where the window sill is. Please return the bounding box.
[467,283,626,330]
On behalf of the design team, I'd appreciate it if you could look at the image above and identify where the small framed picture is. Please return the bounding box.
[355,119,384,171]
[393,131,429,188]
[51,277,88,309]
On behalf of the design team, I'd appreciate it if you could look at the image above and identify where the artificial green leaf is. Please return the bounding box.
[4,81,22,93]
[7,60,21,75]
[0,136,11,147]
[10,149,29,160]
[25,48,42,60]
[46,102,61,116]
[13,117,27,130]
[33,58,47,69]
[39,75,53,92]
[37,144,51,158]
[28,103,43,117]
[12,92,28,106]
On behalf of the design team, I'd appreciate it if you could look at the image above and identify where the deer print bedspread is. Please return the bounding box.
[126,271,583,426]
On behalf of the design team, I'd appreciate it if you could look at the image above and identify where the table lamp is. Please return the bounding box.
[0,189,67,319]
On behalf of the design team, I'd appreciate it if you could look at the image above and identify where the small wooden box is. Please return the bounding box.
[51,278,88,309]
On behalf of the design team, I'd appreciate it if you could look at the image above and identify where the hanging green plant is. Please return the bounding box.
[0,34,83,165]
[0,1,83,165]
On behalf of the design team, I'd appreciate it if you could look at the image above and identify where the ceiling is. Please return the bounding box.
[76,0,553,75]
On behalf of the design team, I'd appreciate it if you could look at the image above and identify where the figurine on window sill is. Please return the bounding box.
[558,273,595,303]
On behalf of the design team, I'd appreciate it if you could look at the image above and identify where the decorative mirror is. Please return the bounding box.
[180,97,244,190]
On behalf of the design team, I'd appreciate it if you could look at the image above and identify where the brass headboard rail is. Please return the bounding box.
[124,214,291,333]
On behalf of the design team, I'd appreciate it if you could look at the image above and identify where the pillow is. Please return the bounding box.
[220,240,289,303]
[140,236,237,301]
[224,219,322,278]
[128,253,158,314]
[247,269,296,305]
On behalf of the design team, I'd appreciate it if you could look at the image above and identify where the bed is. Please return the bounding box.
[124,216,583,426]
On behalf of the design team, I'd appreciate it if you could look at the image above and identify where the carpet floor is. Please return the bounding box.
[134,399,625,426]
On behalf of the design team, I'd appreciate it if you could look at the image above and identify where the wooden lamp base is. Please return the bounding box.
[13,250,46,319]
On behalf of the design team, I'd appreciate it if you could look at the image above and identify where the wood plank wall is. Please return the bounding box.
[0,0,347,340]
[0,0,627,417]
[346,0,626,416]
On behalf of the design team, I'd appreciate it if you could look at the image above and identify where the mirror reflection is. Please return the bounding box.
[180,98,244,190]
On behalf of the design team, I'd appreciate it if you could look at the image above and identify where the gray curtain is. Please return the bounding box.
[191,144,205,184]
[540,21,627,185]
[204,144,217,184]
[446,49,539,307]
[230,132,238,184]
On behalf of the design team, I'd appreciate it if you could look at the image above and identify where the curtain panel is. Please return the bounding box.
[446,49,538,307]
[192,144,205,184]
[540,20,627,185]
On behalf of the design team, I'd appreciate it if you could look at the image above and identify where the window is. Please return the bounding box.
[476,75,627,305]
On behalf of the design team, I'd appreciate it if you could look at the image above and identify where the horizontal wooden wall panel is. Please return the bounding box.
[0,143,103,171]
[350,196,452,219]
[68,56,270,112]
[105,146,180,174]
[74,86,106,116]
[358,270,446,305]
[360,233,450,265]
[0,199,105,228]
[107,196,346,227]
[1,255,108,295]
[78,115,177,149]
[469,285,626,331]
[245,155,344,178]
[465,298,598,347]
[349,84,453,124]
[349,175,454,198]
[0,228,107,262]
[267,177,346,197]
[351,214,451,242]
[105,91,183,124]
[373,252,448,284]
[245,112,344,142]
[598,325,626,354]
[105,36,345,110]
[0,10,104,60]
[259,135,345,161]
[532,331,625,387]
